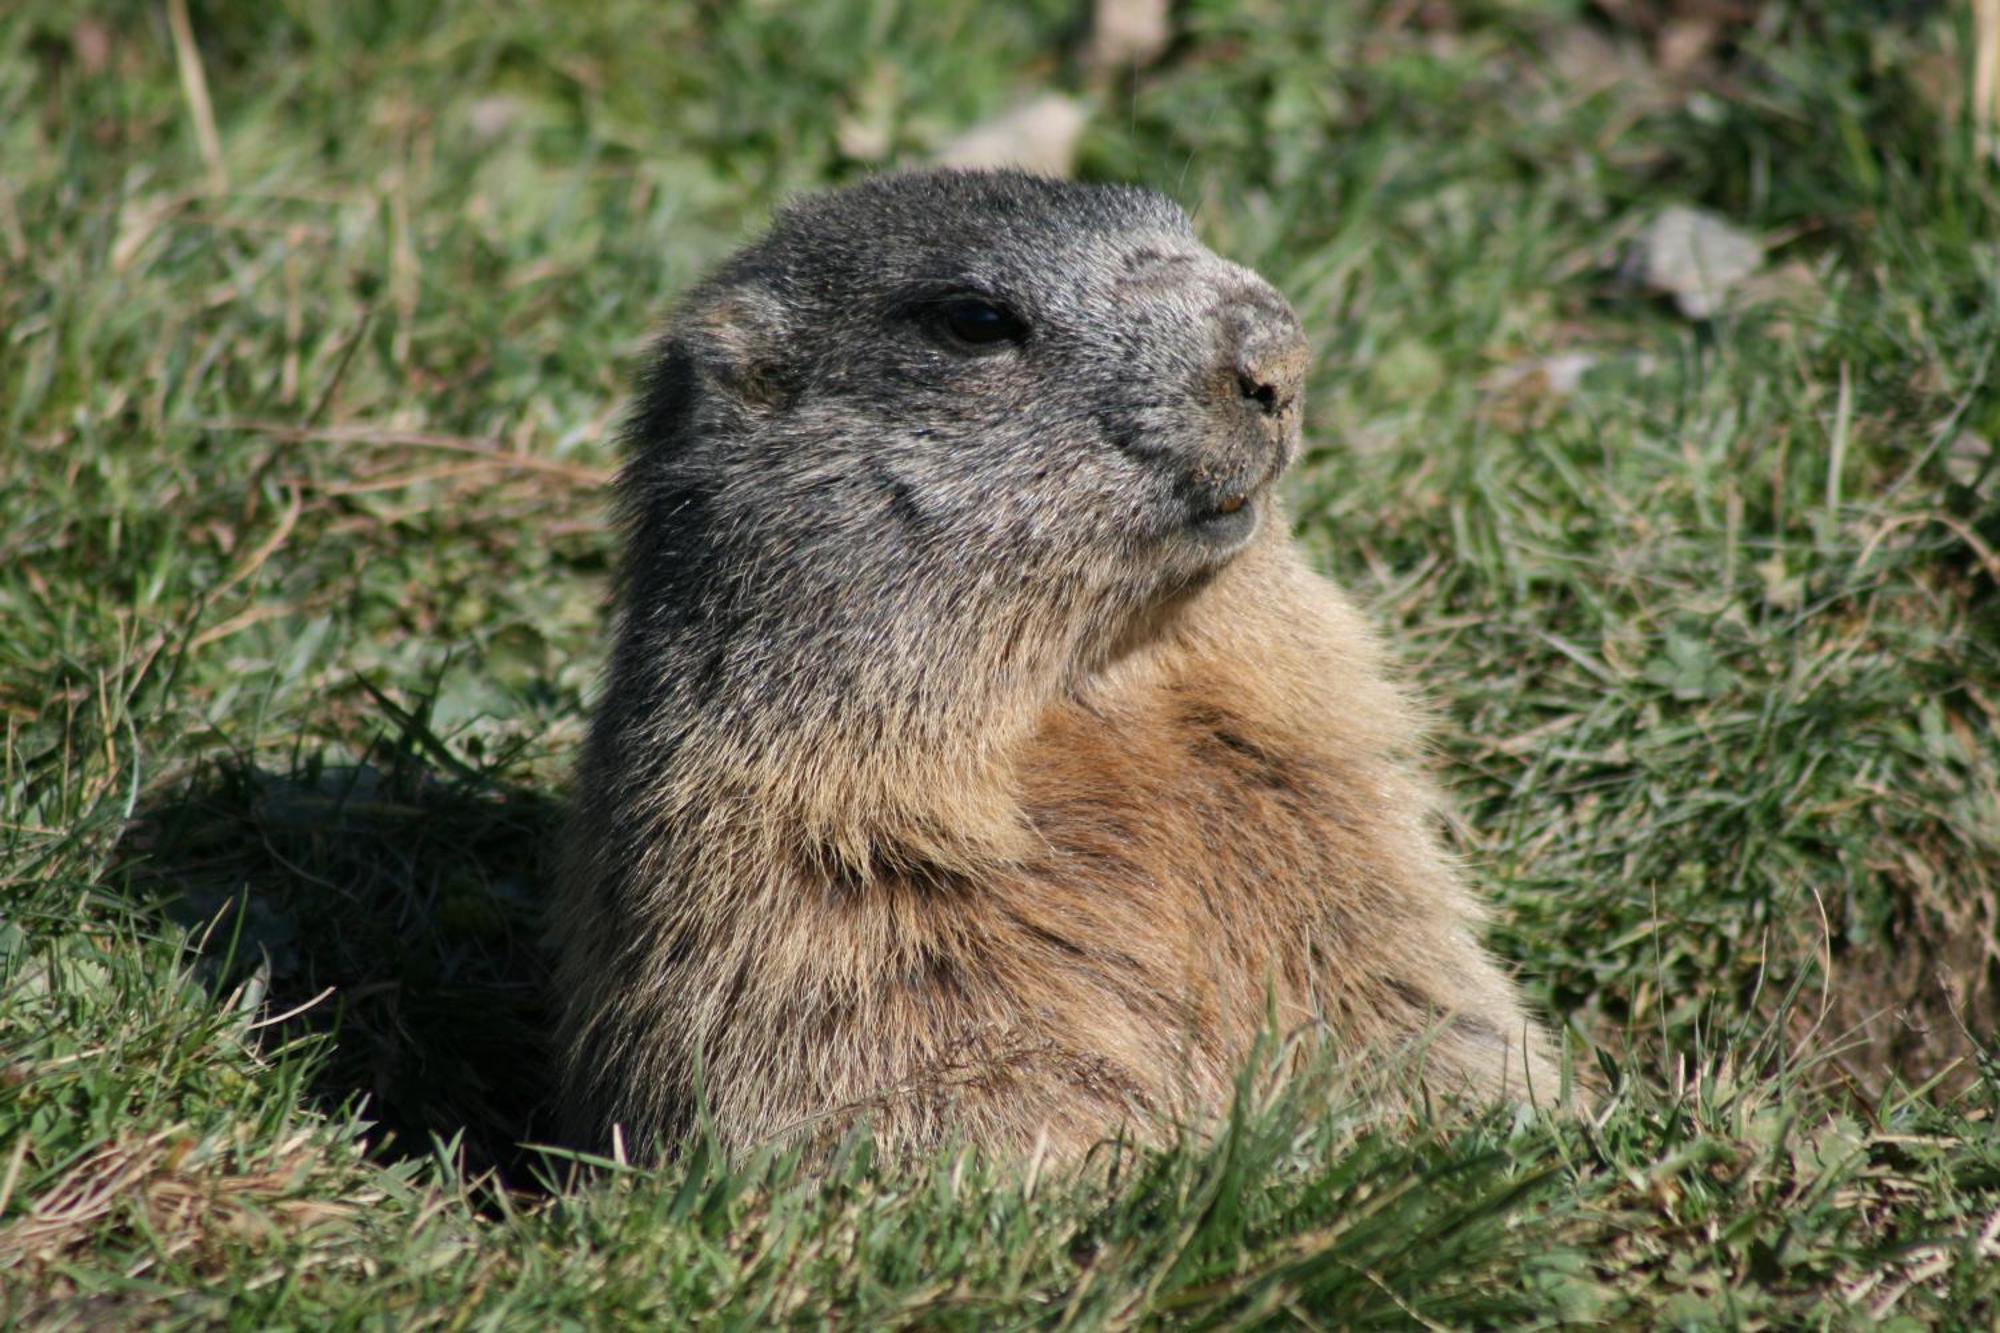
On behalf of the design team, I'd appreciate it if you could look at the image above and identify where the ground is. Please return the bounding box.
[3,0,1998,1326]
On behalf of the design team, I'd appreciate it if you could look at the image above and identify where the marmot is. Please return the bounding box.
[554,169,1563,1162]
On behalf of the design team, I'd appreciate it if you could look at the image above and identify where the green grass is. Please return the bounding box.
[5,0,2000,1325]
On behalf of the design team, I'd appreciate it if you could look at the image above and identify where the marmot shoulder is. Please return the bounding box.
[553,168,1565,1161]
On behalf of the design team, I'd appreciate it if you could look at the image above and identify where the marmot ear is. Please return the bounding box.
[686,285,793,409]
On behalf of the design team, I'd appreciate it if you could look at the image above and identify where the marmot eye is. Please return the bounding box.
[936,298,1027,348]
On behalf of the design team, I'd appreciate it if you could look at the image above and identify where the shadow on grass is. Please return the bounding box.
[113,729,562,1188]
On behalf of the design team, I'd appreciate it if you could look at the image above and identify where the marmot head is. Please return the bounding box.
[628,170,1308,628]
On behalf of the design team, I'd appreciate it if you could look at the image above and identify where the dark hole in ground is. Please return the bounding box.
[113,742,564,1193]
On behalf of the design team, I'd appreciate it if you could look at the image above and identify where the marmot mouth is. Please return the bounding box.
[1179,445,1285,542]
[1185,492,1260,550]
[1185,467,1274,525]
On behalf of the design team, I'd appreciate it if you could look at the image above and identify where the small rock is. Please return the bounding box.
[1086,0,1172,73]
[835,63,900,163]
[465,95,529,142]
[934,94,1089,178]
[1756,556,1803,611]
[1509,351,1600,397]
[836,112,894,163]
[1626,205,1764,319]
[1480,351,1652,430]
[1547,26,1670,109]
[1945,431,1993,490]
[72,19,113,76]
[1655,15,1724,80]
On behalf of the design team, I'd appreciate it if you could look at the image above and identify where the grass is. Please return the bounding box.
[4,0,1999,1325]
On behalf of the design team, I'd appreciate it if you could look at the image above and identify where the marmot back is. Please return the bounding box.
[554,169,1564,1161]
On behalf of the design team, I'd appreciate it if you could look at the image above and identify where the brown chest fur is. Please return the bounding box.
[556,533,1560,1160]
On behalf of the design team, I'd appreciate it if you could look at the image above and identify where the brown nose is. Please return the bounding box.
[1223,304,1308,421]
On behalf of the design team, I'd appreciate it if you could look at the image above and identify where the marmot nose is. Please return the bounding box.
[1236,365,1289,417]
[1223,307,1307,421]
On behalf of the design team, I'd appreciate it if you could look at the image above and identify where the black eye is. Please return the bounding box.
[935,298,1027,348]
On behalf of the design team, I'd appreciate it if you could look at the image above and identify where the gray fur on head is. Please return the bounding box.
[610,169,1306,835]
